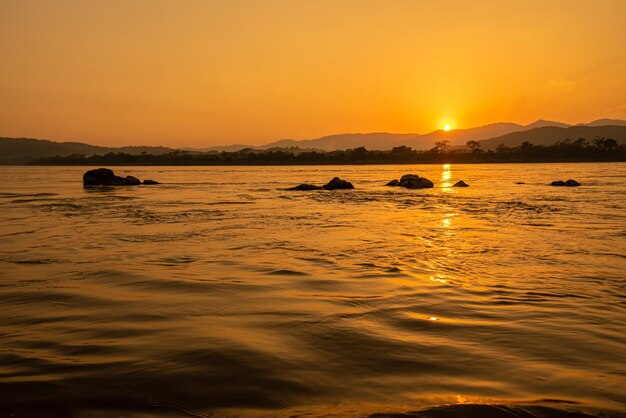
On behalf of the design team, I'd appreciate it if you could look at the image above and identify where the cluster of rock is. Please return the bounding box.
[83,168,160,187]
[551,179,581,187]
[288,177,355,191]
[288,174,474,191]
[386,174,434,189]
[83,168,582,191]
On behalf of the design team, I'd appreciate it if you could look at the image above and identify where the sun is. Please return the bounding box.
[443,124,452,132]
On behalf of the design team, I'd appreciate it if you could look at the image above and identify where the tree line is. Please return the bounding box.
[30,137,625,165]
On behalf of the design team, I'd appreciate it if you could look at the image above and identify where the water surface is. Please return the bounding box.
[1,164,625,417]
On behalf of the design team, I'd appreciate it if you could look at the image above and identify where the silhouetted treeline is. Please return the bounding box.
[29,137,626,165]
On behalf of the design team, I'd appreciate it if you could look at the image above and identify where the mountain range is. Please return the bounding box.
[196,118,626,152]
[0,137,174,164]
[1,118,626,164]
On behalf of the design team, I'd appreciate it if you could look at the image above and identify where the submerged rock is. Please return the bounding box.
[83,168,142,187]
[287,177,354,191]
[288,183,323,191]
[323,177,355,190]
[407,177,433,189]
[400,174,420,184]
[551,179,581,187]
[143,179,160,185]
[452,180,469,187]
[387,174,434,189]
[125,176,141,185]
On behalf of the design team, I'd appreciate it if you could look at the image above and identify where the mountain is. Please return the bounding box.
[203,120,577,152]
[524,119,571,129]
[580,118,626,127]
[201,133,422,152]
[408,122,526,149]
[0,137,174,164]
[182,144,256,153]
[3,118,626,163]
[263,133,424,151]
[477,125,626,150]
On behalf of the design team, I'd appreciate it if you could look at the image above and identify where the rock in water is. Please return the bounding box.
[386,179,400,186]
[143,179,160,185]
[399,174,420,184]
[551,180,580,186]
[323,177,354,190]
[453,180,469,187]
[288,183,322,191]
[83,168,141,186]
[125,176,141,185]
[408,178,434,188]
[397,174,434,189]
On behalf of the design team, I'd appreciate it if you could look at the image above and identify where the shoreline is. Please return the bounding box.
[16,160,626,167]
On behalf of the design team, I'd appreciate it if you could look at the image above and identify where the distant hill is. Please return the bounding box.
[264,133,423,151]
[477,125,626,150]
[203,119,624,152]
[524,119,571,129]
[3,118,626,163]
[579,118,626,127]
[202,122,536,152]
[199,133,422,152]
[0,137,174,164]
[408,122,526,149]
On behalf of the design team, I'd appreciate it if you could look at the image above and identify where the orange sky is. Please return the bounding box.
[1,0,625,147]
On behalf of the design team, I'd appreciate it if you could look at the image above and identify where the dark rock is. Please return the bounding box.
[143,179,160,185]
[397,174,434,189]
[418,177,434,188]
[83,168,141,187]
[387,174,435,189]
[323,177,354,190]
[399,174,420,184]
[125,176,141,185]
[288,183,322,191]
[452,180,469,187]
[515,182,526,184]
[551,179,581,187]
[407,178,433,189]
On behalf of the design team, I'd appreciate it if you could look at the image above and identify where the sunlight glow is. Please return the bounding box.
[443,124,452,131]
[441,164,452,189]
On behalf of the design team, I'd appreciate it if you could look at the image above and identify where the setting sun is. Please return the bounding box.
[443,124,452,131]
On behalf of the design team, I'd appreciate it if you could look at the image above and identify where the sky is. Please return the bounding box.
[1,0,625,147]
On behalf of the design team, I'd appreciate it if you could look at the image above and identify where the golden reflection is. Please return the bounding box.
[429,275,448,284]
[441,164,452,188]
[441,212,455,228]
[406,312,441,322]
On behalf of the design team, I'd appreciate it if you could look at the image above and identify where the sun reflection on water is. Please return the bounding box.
[429,275,448,284]
[441,164,452,189]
